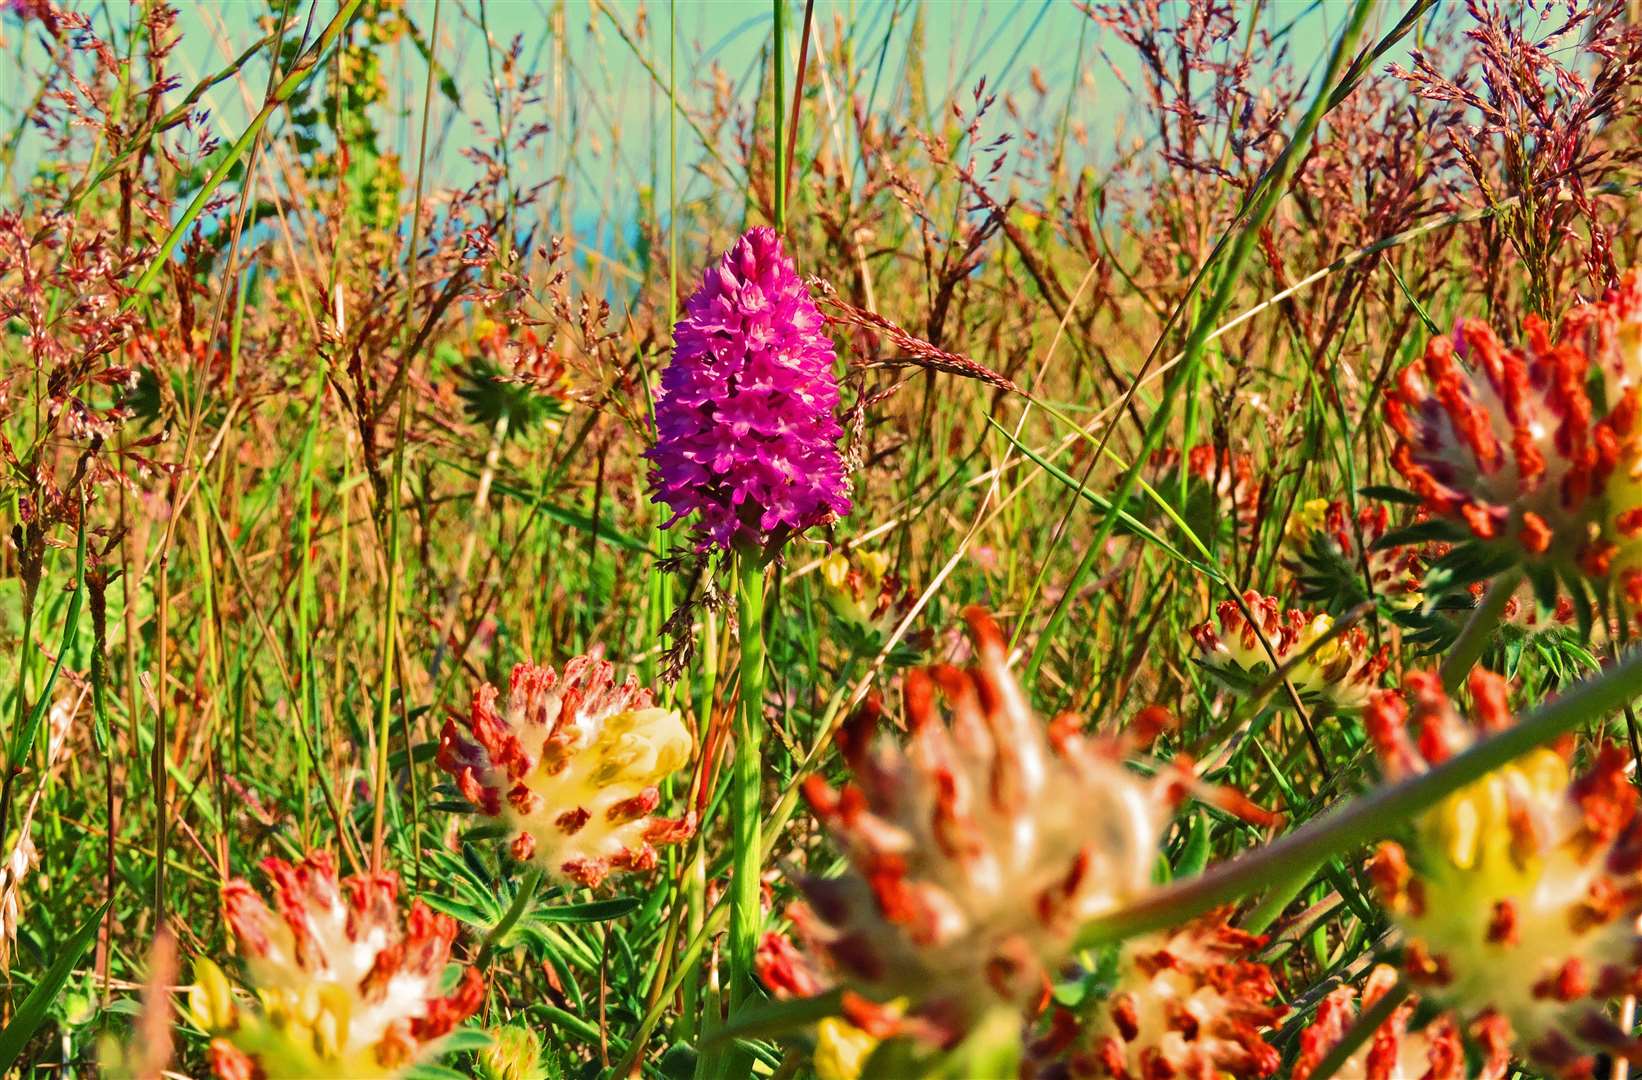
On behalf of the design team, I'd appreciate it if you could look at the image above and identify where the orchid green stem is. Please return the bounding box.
[728,555,768,1041]
[1074,642,1642,948]
[772,0,788,231]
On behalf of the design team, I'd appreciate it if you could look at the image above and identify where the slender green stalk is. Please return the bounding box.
[1439,568,1522,693]
[1074,641,1642,947]
[1239,864,1315,935]
[371,0,442,871]
[730,555,768,1011]
[478,866,544,965]
[772,0,788,231]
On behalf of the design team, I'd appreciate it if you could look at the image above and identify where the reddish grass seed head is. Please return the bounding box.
[191,852,483,1078]
[437,656,694,887]
[1365,668,1642,1075]
[646,226,852,555]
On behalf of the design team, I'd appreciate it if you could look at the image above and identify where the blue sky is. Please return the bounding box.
[2,0,1406,248]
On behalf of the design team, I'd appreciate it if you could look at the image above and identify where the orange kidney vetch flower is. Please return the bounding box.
[1384,270,1642,604]
[775,608,1278,1050]
[1364,668,1642,1075]
[189,852,484,1079]
[1023,911,1287,1079]
[1190,591,1389,711]
[437,656,695,886]
[1293,964,1509,1080]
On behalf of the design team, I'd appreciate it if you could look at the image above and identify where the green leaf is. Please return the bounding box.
[0,901,110,1072]
[700,988,843,1047]
[1419,544,1517,599]
[9,521,85,767]
[1356,483,1424,506]
[419,893,490,926]
[1525,561,1560,619]
[1371,519,1471,551]
[1174,812,1212,878]
[657,1042,698,1079]
[403,1065,470,1080]
[1566,571,1595,641]
[533,896,643,924]
[436,1027,495,1053]
[441,461,651,553]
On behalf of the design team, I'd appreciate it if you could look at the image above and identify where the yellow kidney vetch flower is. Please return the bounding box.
[1366,668,1642,1075]
[438,656,694,886]
[814,1016,879,1080]
[1190,590,1388,711]
[188,853,483,1079]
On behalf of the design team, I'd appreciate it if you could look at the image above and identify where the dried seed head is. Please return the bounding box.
[437,657,694,886]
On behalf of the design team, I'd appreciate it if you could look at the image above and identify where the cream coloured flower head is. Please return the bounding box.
[1366,669,1642,1073]
[438,656,694,886]
[1190,590,1388,711]
[192,852,483,1079]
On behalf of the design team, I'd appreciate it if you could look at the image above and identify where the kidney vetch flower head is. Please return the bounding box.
[1293,964,1506,1080]
[1365,667,1642,1074]
[1150,442,1262,536]
[188,852,484,1079]
[774,607,1266,1045]
[1190,590,1389,712]
[646,226,851,555]
[437,655,694,886]
[1381,270,1642,606]
[1284,498,1425,613]
[1024,911,1286,1079]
